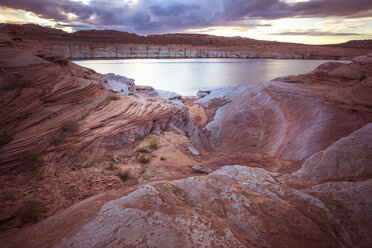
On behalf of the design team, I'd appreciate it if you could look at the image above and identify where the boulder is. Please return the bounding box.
[103,73,135,95]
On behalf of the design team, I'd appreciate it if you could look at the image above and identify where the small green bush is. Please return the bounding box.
[0,134,13,146]
[149,139,159,150]
[110,94,121,100]
[62,120,79,133]
[137,147,149,153]
[117,168,131,181]
[137,154,151,164]
[19,200,42,224]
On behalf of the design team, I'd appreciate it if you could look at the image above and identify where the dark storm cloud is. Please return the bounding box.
[1,0,371,33]
[269,29,360,36]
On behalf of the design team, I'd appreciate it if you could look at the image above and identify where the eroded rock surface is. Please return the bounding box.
[2,164,370,247]
[0,36,208,173]
[289,123,372,182]
[208,59,372,161]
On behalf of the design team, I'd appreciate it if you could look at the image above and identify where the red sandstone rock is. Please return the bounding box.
[212,59,372,161]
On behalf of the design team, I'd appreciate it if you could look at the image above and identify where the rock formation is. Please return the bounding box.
[0,25,372,248]
[0,32,209,173]
[206,54,372,161]
[1,23,370,60]
[2,160,371,247]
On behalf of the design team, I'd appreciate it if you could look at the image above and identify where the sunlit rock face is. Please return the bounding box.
[208,57,372,161]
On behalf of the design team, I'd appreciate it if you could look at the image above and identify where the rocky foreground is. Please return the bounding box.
[0,28,372,247]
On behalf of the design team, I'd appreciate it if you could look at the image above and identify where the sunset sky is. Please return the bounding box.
[0,0,371,44]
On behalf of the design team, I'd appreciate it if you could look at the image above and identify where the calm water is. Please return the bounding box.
[74,58,348,96]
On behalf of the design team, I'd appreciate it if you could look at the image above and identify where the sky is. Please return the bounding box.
[0,0,371,44]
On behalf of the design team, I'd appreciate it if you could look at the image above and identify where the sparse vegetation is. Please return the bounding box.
[3,78,33,90]
[360,75,367,81]
[139,167,146,174]
[160,156,166,161]
[137,154,151,164]
[117,168,132,181]
[34,168,45,180]
[106,161,117,170]
[110,94,121,100]
[0,134,13,146]
[49,133,65,145]
[137,147,149,153]
[1,192,15,202]
[26,151,40,163]
[149,139,159,150]
[18,200,42,224]
[62,120,79,133]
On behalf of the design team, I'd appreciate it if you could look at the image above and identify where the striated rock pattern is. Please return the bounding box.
[208,54,372,161]
[289,123,372,182]
[1,25,371,248]
[2,163,370,247]
[2,24,370,60]
[0,35,208,172]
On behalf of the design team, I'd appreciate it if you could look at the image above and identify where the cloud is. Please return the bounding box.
[269,29,360,36]
[0,0,371,33]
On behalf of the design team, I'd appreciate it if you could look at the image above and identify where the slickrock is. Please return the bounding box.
[209,58,372,161]
[0,36,208,172]
[102,73,135,95]
[2,164,368,248]
[1,24,372,248]
[289,123,372,182]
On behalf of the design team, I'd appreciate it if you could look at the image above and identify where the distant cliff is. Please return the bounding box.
[2,23,370,59]
[33,42,348,60]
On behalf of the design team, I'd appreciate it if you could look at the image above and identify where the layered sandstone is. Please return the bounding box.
[1,25,372,248]
[2,24,370,60]
[204,54,372,161]
[0,34,208,173]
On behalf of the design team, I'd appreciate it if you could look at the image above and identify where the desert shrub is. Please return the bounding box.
[117,168,132,181]
[34,168,45,180]
[26,151,40,163]
[62,120,79,133]
[0,134,13,146]
[137,154,151,164]
[360,75,367,81]
[106,161,116,170]
[49,133,65,145]
[19,200,42,224]
[1,192,15,202]
[139,167,146,174]
[137,147,149,153]
[110,94,121,100]
[149,139,159,150]
[3,78,33,90]
[160,156,166,161]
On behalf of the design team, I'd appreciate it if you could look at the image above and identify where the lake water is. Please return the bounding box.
[74,58,348,96]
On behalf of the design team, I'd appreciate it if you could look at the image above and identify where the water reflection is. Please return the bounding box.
[74,58,347,96]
